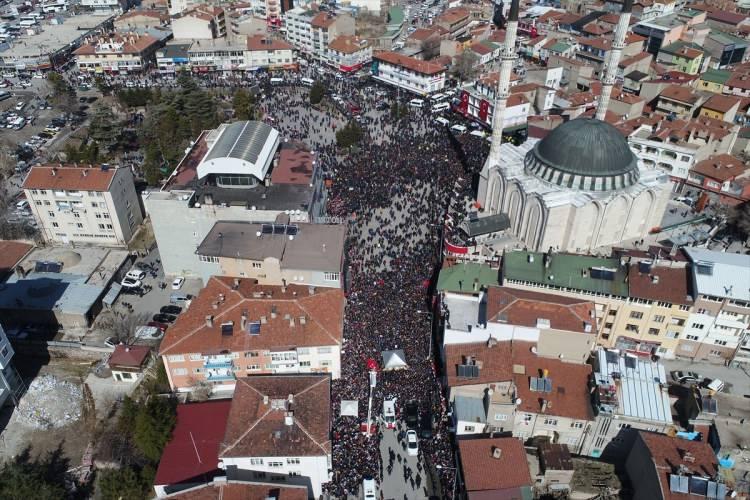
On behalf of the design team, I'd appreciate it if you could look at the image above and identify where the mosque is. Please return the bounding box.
[476,0,670,253]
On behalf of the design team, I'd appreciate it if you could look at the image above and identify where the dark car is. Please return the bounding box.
[405,401,419,430]
[148,321,169,332]
[419,411,433,439]
[152,313,177,323]
[160,305,182,315]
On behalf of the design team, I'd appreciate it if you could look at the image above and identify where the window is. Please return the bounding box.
[324,272,340,282]
[299,361,311,367]
[625,324,639,332]
[91,202,98,208]
[709,349,723,356]
[678,305,690,311]
[543,418,558,426]
[199,255,219,263]
[73,212,80,218]
[523,414,533,424]
[494,413,508,421]
[48,211,55,217]
[653,315,665,323]
[686,334,700,341]
[286,458,300,465]
[44,200,50,205]
[268,461,283,468]
[252,262,262,269]
[103,212,110,219]
[189,354,202,360]
[604,322,614,329]
[714,340,727,346]
[671,318,685,326]
[244,352,259,358]
[98,223,105,230]
[250,458,263,465]
[656,301,671,308]
[95,213,102,219]
[571,421,584,429]
[629,311,644,319]
[193,368,202,374]
[318,347,332,354]
[168,355,185,362]
[106,224,113,230]
[76,223,83,228]
[463,425,475,432]
[173,368,187,376]
[666,331,679,339]
[1,346,8,358]
[297,348,310,355]
[691,323,705,329]
[648,328,660,336]
[247,364,260,370]
[618,423,631,429]
[52,222,59,228]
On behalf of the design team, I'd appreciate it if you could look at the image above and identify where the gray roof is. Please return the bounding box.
[454,395,486,424]
[158,43,191,58]
[444,292,483,332]
[197,221,346,273]
[684,248,750,302]
[530,118,639,181]
[0,273,104,315]
[204,121,275,165]
[459,213,510,238]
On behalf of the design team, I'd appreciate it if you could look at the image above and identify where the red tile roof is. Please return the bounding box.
[108,344,150,369]
[445,340,513,388]
[659,84,701,104]
[691,154,748,182]
[22,164,117,191]
[407,28,439,42]
[220,375,330,458]
[486,286,596,334]
[73,33,160,56]
[702,93,741,113]
[627,265,692,306]
[458,438,532,492]
[311,11,337,29]
[246,35,292,51]
[374,51,445,75]
[115,9,169,23]
[706,10,747,25]
[619,52,652,69]
[328,35,368,54]
[154,400,232,486]
[168,481,308,500]
[0,240,33,277]
[272,142,315,185]
[637,431,719,500]
[436,7,470,25]
[159,277,344,357]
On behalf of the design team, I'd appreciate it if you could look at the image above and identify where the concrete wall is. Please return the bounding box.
[221,455,330,498]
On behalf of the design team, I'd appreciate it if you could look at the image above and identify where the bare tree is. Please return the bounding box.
[100,311,152,344]
[421,37,441,60]
[451,50,479,82]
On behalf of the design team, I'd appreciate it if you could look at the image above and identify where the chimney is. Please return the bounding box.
[299,316,306,326]
[492,447,502,459]
[205,315,214,328]
[651,275,660,284]
[219,293,225,302]
[82,169,87,177]
[290,317,296,328]
[241,311,248,330]
[541,399,548,413]
[260,315,267,324]
[308,286,315,295]
[284,411,294,426]
[263,395,269,405]
[233,278,240,289]
[271,305,277,319]
[51,168,57,176]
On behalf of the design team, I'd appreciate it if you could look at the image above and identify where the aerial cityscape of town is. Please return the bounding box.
[0,0,748,497]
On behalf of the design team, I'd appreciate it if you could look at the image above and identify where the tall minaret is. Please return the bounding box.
[487,0,520,166]
[595,0,634,121]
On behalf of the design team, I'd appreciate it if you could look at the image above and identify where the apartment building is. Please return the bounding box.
[245,35,295,70]
[80,0,123,15]
[159,277,344,392]
[575,34,645,77]
[371,51,446,96]
[113,9,169,30]
[696,68,731,94]
[501,249,694,360]
[172,5,226,40]
[581,348,673,460]
[0,324,22,407]
[188,38,246,71]
[434,7,470,38]
[654,85,705,118]
[326,35,371,73]
[456,74,529,133]
[686,154,750,205]
[73,32,162,73]
[283,8,355,61]
[677,248,750,365]
[23,164,143,247]
[218,375,331,499]
[656,41,705,75]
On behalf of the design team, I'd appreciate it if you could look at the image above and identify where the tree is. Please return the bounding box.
[97,467,150,500]
[101,311,151,345]
[451,50,479,82]
[309,81,326,105]
[88,105,121,152]
[336,120,364,149]
[133,397,177,462]
[233,88,257,120]
[0,447,68,500]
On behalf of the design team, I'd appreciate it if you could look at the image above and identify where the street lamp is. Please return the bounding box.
[435,464,458,500]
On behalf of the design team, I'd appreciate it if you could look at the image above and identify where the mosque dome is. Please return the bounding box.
[524,118,640,191]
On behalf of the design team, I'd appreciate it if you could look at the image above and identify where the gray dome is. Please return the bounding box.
[524,118,640,191]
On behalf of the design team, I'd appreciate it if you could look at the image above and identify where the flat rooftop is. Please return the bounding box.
[0,13,108,59]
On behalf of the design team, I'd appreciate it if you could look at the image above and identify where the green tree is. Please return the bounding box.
[233,88,256,120]
[46,71,68,96]
[0,448,68,500]
[88,105,120,152]
[336,120,364,149]
[309,81,325,105]
[133,397,177,462]
[97,467,150,500]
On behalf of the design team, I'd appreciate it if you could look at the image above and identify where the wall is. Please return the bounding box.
[221,455,330,498]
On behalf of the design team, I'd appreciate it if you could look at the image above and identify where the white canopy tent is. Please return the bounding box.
[381,349,407,371]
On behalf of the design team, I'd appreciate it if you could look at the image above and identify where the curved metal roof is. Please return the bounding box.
[204,121,274,165]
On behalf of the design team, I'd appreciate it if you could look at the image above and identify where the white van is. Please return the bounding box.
[450,124,467,134]
[434,116,450,126]
[470,129,486,138]
[383,398,396,428]
[362,477,377,500]
[409,98,424,109]
[431,102,450,113]
[15,199,29,211]
[270,77,284,85]
[431,93,446,102]
[300,77,314,86]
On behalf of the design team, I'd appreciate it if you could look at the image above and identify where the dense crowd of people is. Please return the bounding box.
[253,66,489,498]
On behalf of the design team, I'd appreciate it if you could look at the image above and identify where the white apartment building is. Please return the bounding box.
[327,35,371,73]
[80,0,122,15]
[629,133,696,184]
[218,375,331,499]
[22,165,144,247]
[73,33,161,74]
[372,51,446,96]
[188,38,246,71]
[0,325,22,407]
[246,35,296,70]
[171,5,226,40]
[283,8,355,61]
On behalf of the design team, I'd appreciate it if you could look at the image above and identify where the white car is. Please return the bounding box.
[171,277,185,290]
[406,430,418,456]
[126,269,146,281]
[121,277,142,289]
[362,477,377,500]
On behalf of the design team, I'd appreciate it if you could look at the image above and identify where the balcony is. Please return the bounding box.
[206,370,235,381]
[204,359,233,369]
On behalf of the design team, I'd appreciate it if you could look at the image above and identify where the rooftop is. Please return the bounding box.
[0,241,33,279]
[159,277,344,356]
[164,480,308,499]
[374,51,445,75]
[437,263,499,294]
[684,248,750,301]
[328,35,368,54]
[108,345,151,369]
[0,13,106,60]
[458,437,533,493]
[198,121,280,181]
[627,264,692,306]
[195,221,345,273]
[502,250,630,298]
[220,375,331,458]
[246,35,293,51]
[691,154,748,182]
[22,164,118,192]
[271,142,315,185]
[73,32,160,56]
[701,93,741,113]
[659,85,701,105]
[154,400,232,487]
[592,349,672,423]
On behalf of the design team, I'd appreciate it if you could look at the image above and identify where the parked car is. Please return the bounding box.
[152,313,177,323]
[126,269,146,281]
[160,305,182,315]
[419,411,433,439]
[406,430,419,456]
[671,370,701,384]
[121,277,142,289]
[405,400,419,430]
[701,378,725,392]
[147,321,169,332]
[135,325,164,340]
[171,277,185,290]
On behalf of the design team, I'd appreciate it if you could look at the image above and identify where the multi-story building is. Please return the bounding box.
[172,5,226,40]
[155,43,191,73]
[581,348,673,460]
[188,38,246,71]
[371,51,446,96]
[654,85,705,118]
[434,7,470,38]
[656,41,705,75]
[113,9,169,30]
[455,73,529,133]
[195,221,346,287]
[159,277,344,392]
[502,249,694,360]
[456,438,533,499]
[0,324,22,407]
[22,164,143,247]
[245,35,296,70]
[677,248,750,364]
[326,35,371,73]
[699,94,742,124]
[73,32,162,74]
[143,121,327,279]
[686,154,750,205]
[575,34,645,77]
[696,68,731,94]
[632,15,687,55]
[218,375,331,498]
[80,0,124,15]
[704,31,747,69]
[283,8,355,61]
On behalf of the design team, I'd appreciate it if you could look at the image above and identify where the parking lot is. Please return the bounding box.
[663,357,750,397]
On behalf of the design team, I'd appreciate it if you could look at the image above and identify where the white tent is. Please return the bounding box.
[382,349,407,371]
[340,400,359,417]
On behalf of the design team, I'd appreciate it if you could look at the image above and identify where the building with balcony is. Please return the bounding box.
[686,154,750,205]
[580,348,673,460]
[656,41,705,75]
[371,51,446,96]
[434,7,470,38]
[654,85,705,118]
[73,32,162,74]
[326,35,371,73]
[172,5,226,40]
[22,164,143,247]
[455,73,530,133]
[245,35,296,70]
[188,38,246,71]
[677,248,750,365]
[575,34,645,77]
[159,276,344,393]
[80,0,125,15]
[283,8,355,62]
[696,68,732,94]
[699,94,742,124]
[143,121,327,279]
[156,43,191,73]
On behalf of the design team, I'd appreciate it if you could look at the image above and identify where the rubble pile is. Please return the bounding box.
[16,375,82,429]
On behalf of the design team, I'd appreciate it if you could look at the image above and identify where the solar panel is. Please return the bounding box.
[273,224,286,234]
[670,475,688,494]
[689,477,709,496]
[469,365,479,378]
[696,261,714,276]
[701,397,717,414]
[261,224,273,234]
[221,322,234,336]
[590,267,616,280]
[248,321,261,335]
[543,377,552,393]
[34,261,62,273]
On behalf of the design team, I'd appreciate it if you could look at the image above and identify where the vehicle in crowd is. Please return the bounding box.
[125,269,146,281]
[431,102,450,113]
[121,277,142,289]
[405,400,419,430]
[406,430,419,456]
[301,77,314,86]
[450,124,467,134]
[383,399,396,429]
[419,411,433,439]
[160,305,182,315]
[362,477,377,500]
[409,98,424,109]
[434,116,450,126]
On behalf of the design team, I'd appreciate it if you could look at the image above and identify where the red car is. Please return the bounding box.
[147,321,168,332]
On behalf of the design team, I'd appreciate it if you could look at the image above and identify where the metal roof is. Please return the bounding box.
[454,395,486,424]
[459,213,510,238]
[437,263,499,293]
[594,348,672,424]
[685,248,750,302]
[204,121,274,165]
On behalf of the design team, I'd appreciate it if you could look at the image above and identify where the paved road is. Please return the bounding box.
[379,426,433,500]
